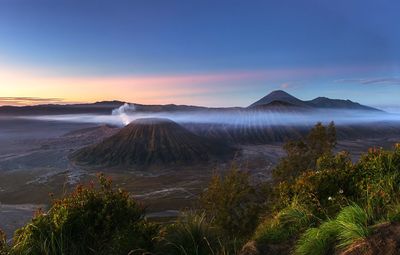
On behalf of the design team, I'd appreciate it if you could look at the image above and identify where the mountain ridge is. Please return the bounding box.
[0,90,382,115]
[249,90,382,112]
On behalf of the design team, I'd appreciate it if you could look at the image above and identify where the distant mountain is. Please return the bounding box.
[0,101,125,115]
[306,97,380,111]
[71,118,234,166]
[0,90,382,116]
[249,90,382,112]
[249,90,310,108]
[0,101,212,116]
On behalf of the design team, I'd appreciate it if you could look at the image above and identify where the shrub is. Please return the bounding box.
[11,174,158,255]
[354,145,400,217]
[159,212,219,255]
[273,122,336,182]
[200,167,260,240]
[295,204,371,255]
[254,202,315,246]
[335,204,371,249]
[276,152,354,217]
[295,220,338,255]
[0,229,8,255]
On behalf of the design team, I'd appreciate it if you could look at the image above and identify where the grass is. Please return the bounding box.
[254,202,315,245]
[160,211,243,255]
[161,212,218,255]
[2,127,399,254]
[10,174,158,255]
[335,204,371,249]
[295,220,338,255]
[295,204,371,255]
[0,229,8,255]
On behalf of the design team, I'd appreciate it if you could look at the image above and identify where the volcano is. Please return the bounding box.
[249,90,381,111]
[249,90,310,108]
[71,118,233,166]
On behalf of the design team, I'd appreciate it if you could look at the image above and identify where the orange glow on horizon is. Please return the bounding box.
[0,64,380,107]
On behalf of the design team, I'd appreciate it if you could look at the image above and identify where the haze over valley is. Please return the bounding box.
[1,1,400,253]
[1,90,400,238]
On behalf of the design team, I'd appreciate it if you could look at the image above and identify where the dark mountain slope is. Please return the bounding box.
[306,97,381,111]
[249,90,310,108]
[249,90,381,112]
[71,118,234,166]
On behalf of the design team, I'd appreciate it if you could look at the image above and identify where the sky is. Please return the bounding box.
[0,0,399,110]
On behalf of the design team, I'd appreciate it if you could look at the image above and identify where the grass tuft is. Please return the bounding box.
[335,204,371,249]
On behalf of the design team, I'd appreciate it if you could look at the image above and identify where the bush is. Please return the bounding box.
[254,202,315,246]
[160,212,218,255]
[11,174,158,255]
[273,122,336,182]
[0,229,8,255]
[276,152,354,217]
[295,204,371,255]
[354,145,400,217]
[295,220,338,255]
[200,167,260,240]
[335,204,371,249]
[277,144,400,219]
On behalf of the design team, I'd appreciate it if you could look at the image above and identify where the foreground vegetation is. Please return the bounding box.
[1,122,400,254]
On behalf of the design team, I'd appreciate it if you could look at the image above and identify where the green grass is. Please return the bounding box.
[161,212,218,255]
[295,220,338,255]
[10,174,158,255]
[254,202,314,245]
[0,229,8,255]
[295,204,371,255]
[335,204,371,249]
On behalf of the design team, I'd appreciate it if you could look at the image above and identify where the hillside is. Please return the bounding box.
[71,118,234,166]
[249,90,311,108]
[249,90,382,111]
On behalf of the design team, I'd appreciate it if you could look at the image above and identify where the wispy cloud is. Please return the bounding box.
[279,81,303,89]
[335,77,400,85]
[0,97,64,106]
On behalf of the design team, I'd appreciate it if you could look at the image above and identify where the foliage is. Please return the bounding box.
[353,145,400,217]
[254,202,315,246]
[0,229,8,255]
[294,220,338,255]
[159,211,243,255]
[295,204,371,255]
[159,212,218,255]
[276,151,354,217]
[273,122,336,182]
[200,167,261,240]
[3,125,400,255]
[256,129,400,254]
[335,204,371,249]
[11,173,158,255]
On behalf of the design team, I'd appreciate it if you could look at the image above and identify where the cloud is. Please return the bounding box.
[280,82,290,89]
[0,97,64,106]
[335,77,400,85]
[280,81,303,89]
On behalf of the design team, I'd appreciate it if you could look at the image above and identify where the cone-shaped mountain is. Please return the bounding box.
[71,118,234,166]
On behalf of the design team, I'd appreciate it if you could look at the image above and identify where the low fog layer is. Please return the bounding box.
[18,103,400,127]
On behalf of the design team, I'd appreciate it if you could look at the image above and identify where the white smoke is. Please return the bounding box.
[19,109,400,128]
[111,103,136,125]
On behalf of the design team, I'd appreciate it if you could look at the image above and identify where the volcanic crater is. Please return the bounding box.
[71,118,234,167]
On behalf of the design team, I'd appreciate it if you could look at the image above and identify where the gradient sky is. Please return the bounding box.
[0,0,399,110]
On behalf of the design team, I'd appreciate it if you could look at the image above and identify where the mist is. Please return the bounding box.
[18,104,400,128]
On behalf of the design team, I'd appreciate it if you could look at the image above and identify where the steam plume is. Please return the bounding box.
[111,103,136,125]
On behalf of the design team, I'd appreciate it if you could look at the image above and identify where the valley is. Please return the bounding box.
[1,91,400,239]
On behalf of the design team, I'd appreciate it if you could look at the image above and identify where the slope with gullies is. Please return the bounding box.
[71,118,234,166]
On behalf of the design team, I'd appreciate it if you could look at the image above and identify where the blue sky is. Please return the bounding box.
[0,0,399,109]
